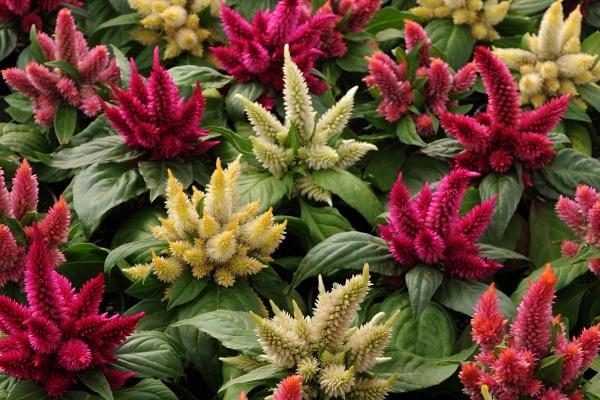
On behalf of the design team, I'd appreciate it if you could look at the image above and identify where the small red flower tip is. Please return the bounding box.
[239,392,248,400]
[588,259,600,276]
[560,240,579,257]
[540,264,557,286]
[273,375,303,400]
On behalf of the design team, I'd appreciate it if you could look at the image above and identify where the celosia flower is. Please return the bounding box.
[380,168,501,280]
[0,228,143,397]
[411,0,510,41]
[125,157,286,290]
[0,160,70,286]
[494,1,600,107]
[128,0,218,59]
[461,265,600,400]
[440,46,570,179]
[211,0,336,94]
[555,184,600,276]
[0,0,82,32]
[104,48,218,160]
[225,265,398,400]
[237,44,376,205]
[2,8,119,125]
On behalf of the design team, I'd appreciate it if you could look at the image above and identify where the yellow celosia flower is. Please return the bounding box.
[125,157,287,296]
[128,0,220,59]
[411,0,510,40]
[493,1,600,106]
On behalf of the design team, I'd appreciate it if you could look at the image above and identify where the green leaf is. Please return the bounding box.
[536,355,563,386]
[291,232,397,288]
[7,380,49,400]
[77,369,113,400]
[405,265,444,317]
[168,66,232,89]
[53,103,78,145]
[478,243,528,262]
[167,271,208,310]
[479,172,522,242]
[582,31,600,56]
[436,278,517,319]
[425,19,475,70]
[46,136,144,169]
[113,379,177,400]
[92,13,140,35]
[28,25,46,63]
[400,154,450,194]
[173,310,261,353]
[177,283,262,319]
[0,123,51,159]
[237,171,290,212]
[138,160,193,201]
[225,82,263,121]
[113,331,184,379]
[44,60,80,81]
[0,25,17,63]
[367,7,418,34]
[311,168,382,224]
[104,239,167,274]
[207,126,253,155]
[218,365,286,393]
[299,200,352,243]
[363,142,407,191]
[540,149,600,197]
[112,207,164,247]
[336,41,377,72]
[396,115,426,147]
[509,0,554,15]
[421,138,463,160]
[564,98,592,122]
[579,83,600,113]
[73,163,147,236]
[110,45,131,87]
[565,121,592,156]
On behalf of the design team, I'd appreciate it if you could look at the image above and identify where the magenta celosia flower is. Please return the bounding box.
[104,48,218,160]
[380,168,501,280]
[211,0,336,94]
[2,8,119,125]
[0,229,143,397]
[0,160,70,286]
[461,265,600,400]
[0,0,82,32]
[440,47,570,180]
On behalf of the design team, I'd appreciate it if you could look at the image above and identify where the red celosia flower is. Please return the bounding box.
[104,48,218,160]
[0,0,82,32]
[440,47,570,178]
[380,168,501,279]
[211,0,336,94]
[0,229,143,397]
[461,265,600,400]
[273,375,303,400]
[2,8,119,125]
[0,160,70,286]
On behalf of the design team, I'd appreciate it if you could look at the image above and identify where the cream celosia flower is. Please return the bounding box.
[124,157,286,291]
[128,0,219,59]
[493,1,600,106]
[237,44,377,205]
[225,265,399,400]
[411,0,510,41]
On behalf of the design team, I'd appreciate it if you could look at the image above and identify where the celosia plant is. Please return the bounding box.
[380,168,501,280]
[211,0,336,94]
[440,46,570,180]
[494,1,600,107]
[237,44,377,205]
[1,8,119,125]
[364,20,477,135]
[411,0,510,41]
[0,228,144,397]
[556,184,600,276]
[0,0,81,32]
[460,266,600,400]
[104,48,218,160]
[0,160,70,286]
[124,157,286,289]
[227,265,398,400]
[128,0,218,59]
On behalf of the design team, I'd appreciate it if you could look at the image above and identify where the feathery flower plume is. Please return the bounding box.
[225,265,397,400]
[0,229,143,397]
[494,1,600,107]
[461,265,600,400]
[128,0,218,59]
[411,0,510,41]
[125,157,286,291]
[237,44,376,205]
[380,168,501,279]
[211,0,336,94]
[2,8,119,125]
[0,160,70,286]
[104,48,218,160]
[440,47,569,179]
[0,0,82,32]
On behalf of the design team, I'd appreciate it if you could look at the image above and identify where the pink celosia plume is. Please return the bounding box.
[440,47,570,178]
[471,283,506,353]
[2,8,118,125]
[104,48,218,160]
[273,375,303,400]
[0,229,143,396]
[380,168,501,279]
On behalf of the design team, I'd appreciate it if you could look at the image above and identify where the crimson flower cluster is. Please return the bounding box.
[364,20,477,135]
[0,0,81,32]
[440,47,570,179]
[461,266,600,400]
[240,375,302,400]
[211,0,336,94]
[0,160,70,286]
[0,229,143,397]
[104,48,218,160]
[380,168,501,280]
[2,8,119,125]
